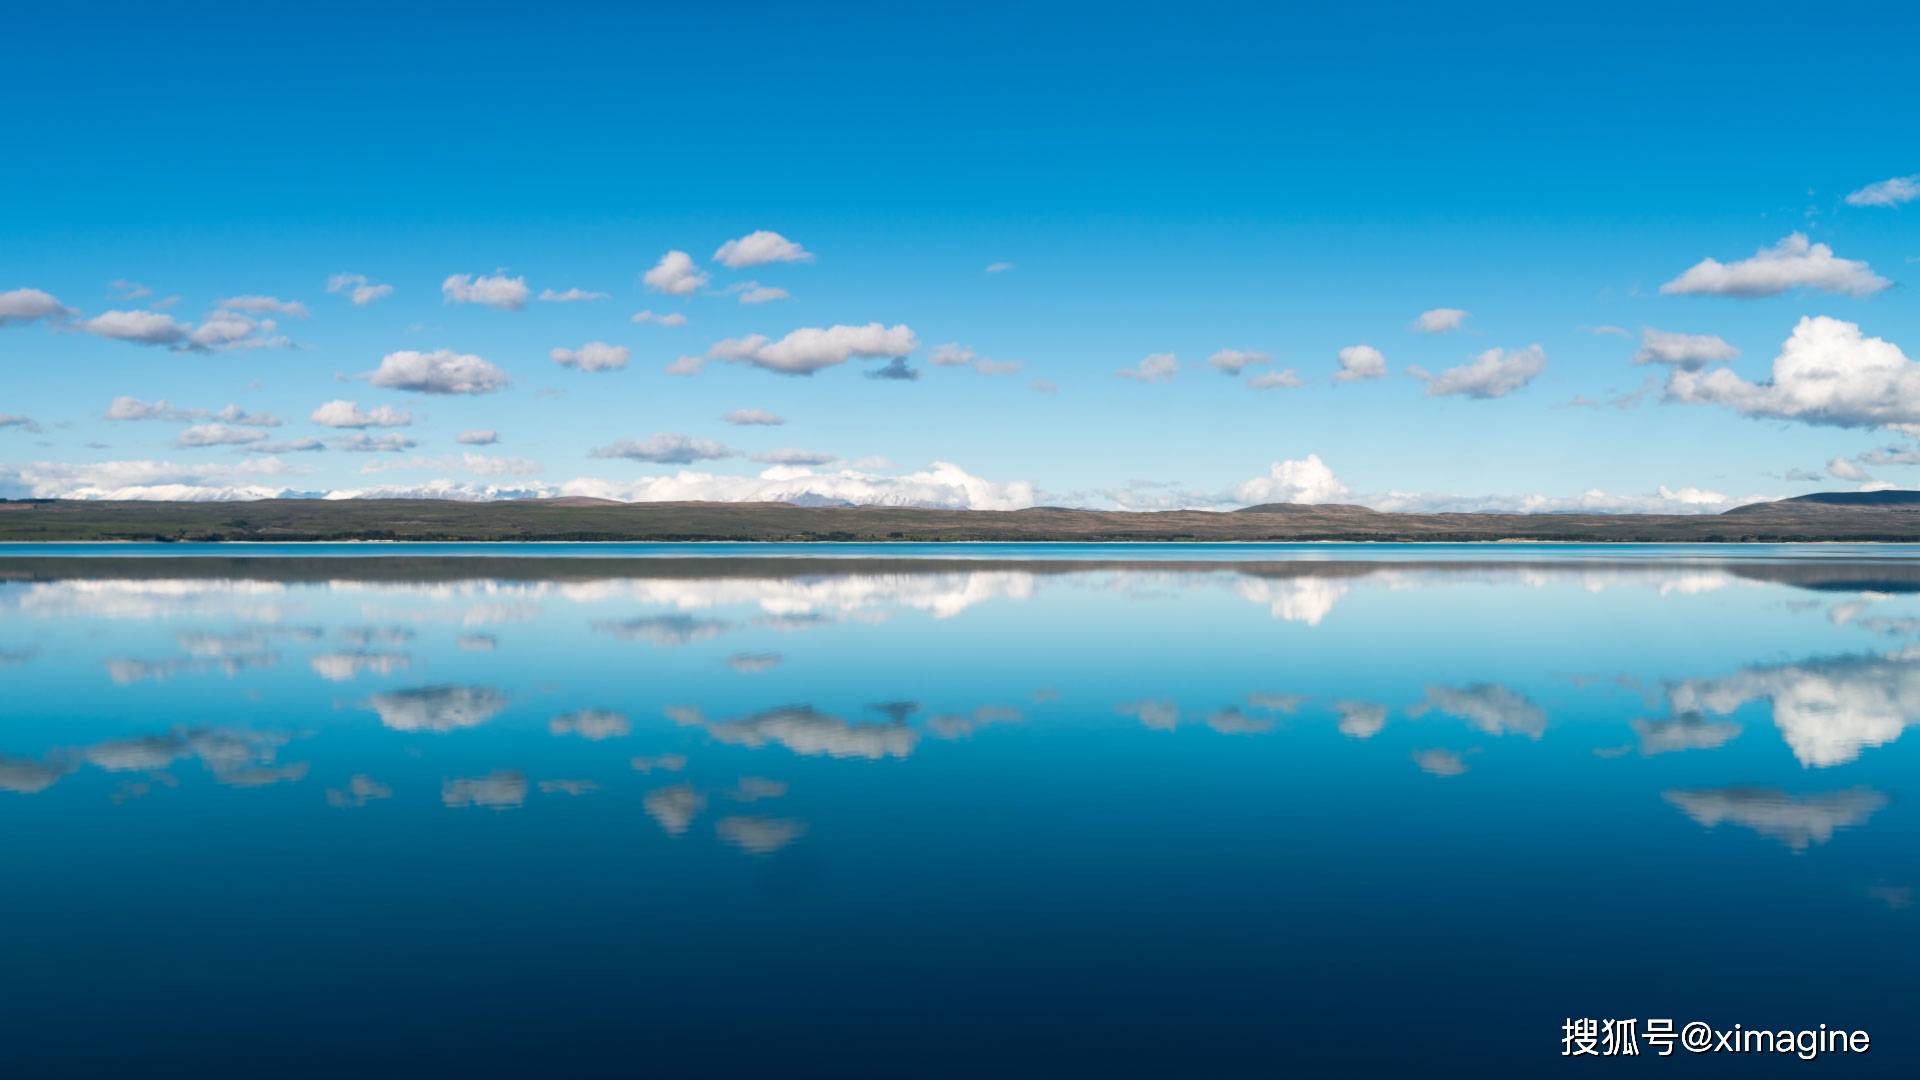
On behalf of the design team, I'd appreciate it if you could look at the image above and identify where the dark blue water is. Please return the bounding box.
[1,548,1913,1075]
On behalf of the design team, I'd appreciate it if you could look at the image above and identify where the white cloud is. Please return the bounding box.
[257,437,325,453]
[360,452,540,477]
[1248,370,1305,389]
[1208,348,1271,375]
[537,287,609,303]
[1845,175,1920,208]
[631,309,687,326]
[0,287,72,326]
[736,283,789,304]
[711,322,918,376]
[457,429,499,445]
[1660,233,1889,298]
[81,309,191,346]
[1633,327,1740,370]
[665,355,706,376]
[185,309,291,352]
[1416,683,1547,739]
[550,341,630,372]
[929,343,975,367]
[325,273,393,306]
[334,433,417,453]
[724,408,784,426]
[1235,454,1350,505]
[1116,352,1177,382]
[1828,456,1870,481]
[109,279,152,300]
[753,448,836,466]
[643,250,708,295]
[441,272,529,310]
[217,295,309,318]
[1,457,297,500]
[1412,308,1469,333]
[1412,344,1546,399]
[713,230,813,268]
[590,433,734,464]
[1665,316,1920,431]
[1333,344,1386,383]
[715,815,806,854]
[310,399,413,428]
[984,261,1015,273]
[561,460,1035,511]
[443,770,527,809]
[368,349,510,395]
[107,396,199,422]
[176,423,270,448]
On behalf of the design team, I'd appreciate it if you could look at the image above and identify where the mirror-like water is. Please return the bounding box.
[2,547,1914,1074]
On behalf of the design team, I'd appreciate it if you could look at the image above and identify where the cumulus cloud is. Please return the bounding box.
[1664,316,1920,431]
[441,272,529,310]
[326,273,393,305]
[1,456,298,500]
[1828,457,1870,481]
[176,423,270,448]
[368,349,510,395]
[537,287,609,303]
[1208,348,1271,375]
[458,429,499,445]
[1411,344,1546,399]
[723,408,784,426]
[310,399,413,428]
[217,295,309,318]
[1333,344,1386,383]
[867,359,919,382]
[81,309,191,346]
[631,310,687,327]
[1413,748,1468,776]
[185,308,292,352]
[1248,370,1305,389]
[735,283,788,304]
[590,433,733,464]
[1660,233,1889,298]
[107,396,201,422]
[713,229,813,268]
[711,322,918,376]
[359,452,540,477]
[644,782,706,834]
[696,705,919,760]
[1116,352,1177,382]
[0,287,73,326]
[928,342,1019,376]
[643,250,708,295]
[560,460,1035,511]
[1633,327,1741,370]
[1412,308,1469,333]
[752,448,835,466]
[1844,175,1920,208]
[550,341,630,372]
[333,433,417,453]
[1234,454,1350,505]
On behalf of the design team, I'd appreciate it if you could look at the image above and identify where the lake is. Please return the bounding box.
[2,544,1915,1075]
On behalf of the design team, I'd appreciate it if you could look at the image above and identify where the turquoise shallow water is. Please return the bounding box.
[1,549,1915,1074]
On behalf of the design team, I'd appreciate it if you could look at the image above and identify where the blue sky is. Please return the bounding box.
[4,0,1919,510]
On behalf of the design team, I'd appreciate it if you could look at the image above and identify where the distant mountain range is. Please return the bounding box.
[3,492,1920,542]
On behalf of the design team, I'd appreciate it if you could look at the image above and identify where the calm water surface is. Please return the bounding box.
[2,546,1915,1075]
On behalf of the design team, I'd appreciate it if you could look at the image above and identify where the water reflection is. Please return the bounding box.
[1663,787,1890,851]
[3,549,1916,1073]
